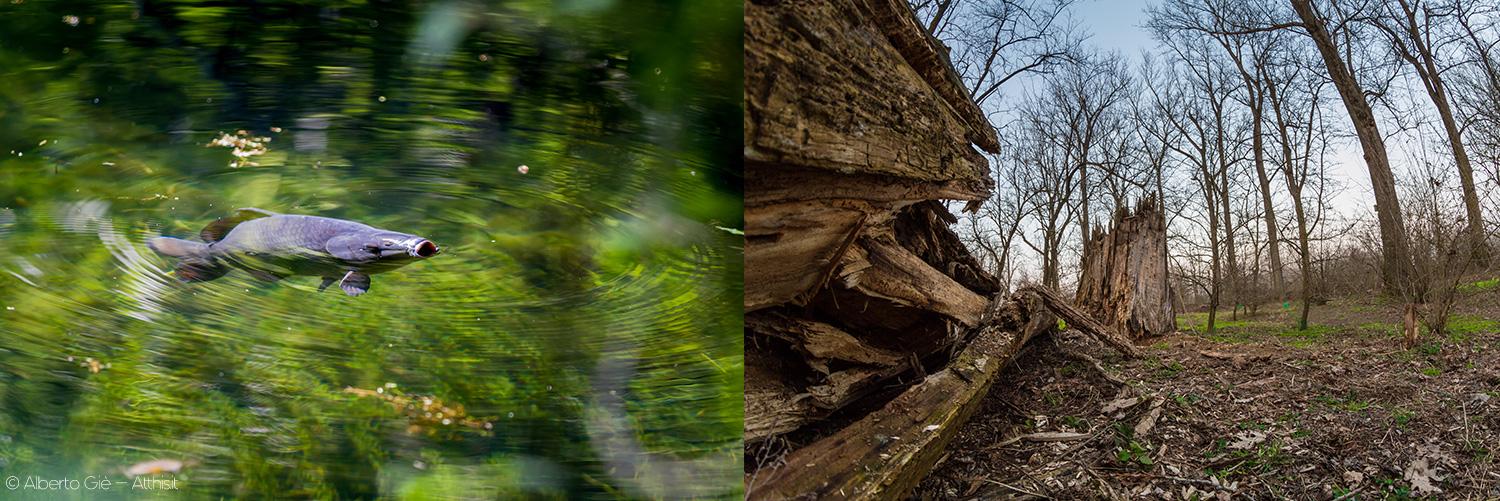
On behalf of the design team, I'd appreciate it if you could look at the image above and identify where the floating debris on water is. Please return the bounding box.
[207,130,270,168]
[124,458,185,477]
[344,386,492,433]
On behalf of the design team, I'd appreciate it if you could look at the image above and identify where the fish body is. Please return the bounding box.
[147,208,438,296]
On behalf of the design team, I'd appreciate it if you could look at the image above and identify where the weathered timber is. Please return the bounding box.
[745,312,921,443]
[1075,197,1176,340]
[745,0,999,182]
[745,0,1000,312]
[746,292,1056,501]
[743,0,1006,456]
[843,235,989,327]
[1023,285,1143,359]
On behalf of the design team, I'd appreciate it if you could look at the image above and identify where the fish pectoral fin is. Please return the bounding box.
[318,277,338,292]
[339,271,371,297]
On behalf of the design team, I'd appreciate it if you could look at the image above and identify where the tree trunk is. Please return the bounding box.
[1214,100,1238,320]
[1290,0,1417,295]
[1390,0,1487,265]
[1075,196,1177,341]
[1250,100,1286,299]
[1201,152,1222,334]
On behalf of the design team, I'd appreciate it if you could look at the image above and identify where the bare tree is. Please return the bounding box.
[1149,0,1290,304]
[1141,45,1242,333]
[958,168,1035,292]
[1289,0,1420,296]
[1045,52,1135,255]
[1370,0,1489,265]
[1011,94,1079,290]
[913,0,1086,106]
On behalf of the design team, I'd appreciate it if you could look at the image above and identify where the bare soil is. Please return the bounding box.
[912,294,1500,500]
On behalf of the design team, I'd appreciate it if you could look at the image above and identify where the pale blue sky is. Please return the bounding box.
[1073,0,1153,57]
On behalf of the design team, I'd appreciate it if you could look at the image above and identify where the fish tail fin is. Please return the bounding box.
[147,237,228,282]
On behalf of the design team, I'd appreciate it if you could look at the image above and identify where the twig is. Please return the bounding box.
[1160,475,1238,493]
[1331,489,1360,501]
[982,478,1053,500]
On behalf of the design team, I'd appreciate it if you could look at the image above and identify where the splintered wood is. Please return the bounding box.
[742,0,1147,498]
[748,292,1056,501]
[1023,285,1144,359]
[1075,196,1177,341]
[744,0,1003,446]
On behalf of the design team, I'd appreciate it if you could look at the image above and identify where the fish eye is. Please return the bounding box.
[382,239,395,247]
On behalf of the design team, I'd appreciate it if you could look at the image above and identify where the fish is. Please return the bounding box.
[147,207,439,296]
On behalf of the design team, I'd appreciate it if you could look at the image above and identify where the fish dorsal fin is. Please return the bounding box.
[200,207,279,243]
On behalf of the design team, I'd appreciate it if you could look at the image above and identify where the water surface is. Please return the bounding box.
[0,1,743,498]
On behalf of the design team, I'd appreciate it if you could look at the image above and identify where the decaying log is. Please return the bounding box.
[745,0,1000,312]
[1022,285,1144,359]
[745,313,924,443]
[1075,197,1177,340]
[743,0,1011,465]
[745,0,999,183]
[747,292,1056,501]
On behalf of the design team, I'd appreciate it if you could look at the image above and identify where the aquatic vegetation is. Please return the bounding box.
[0,0,743,498]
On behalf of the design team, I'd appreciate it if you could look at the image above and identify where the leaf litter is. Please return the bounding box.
[914,296,1500,500]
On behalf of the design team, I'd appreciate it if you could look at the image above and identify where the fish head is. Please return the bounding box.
[366,231,440,260]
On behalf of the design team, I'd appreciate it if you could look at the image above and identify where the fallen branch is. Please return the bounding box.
[1021,285,1143,358]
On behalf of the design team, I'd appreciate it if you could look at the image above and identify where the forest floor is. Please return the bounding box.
[913,289,1500,501]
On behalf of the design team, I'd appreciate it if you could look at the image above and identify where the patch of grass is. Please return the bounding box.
[1110,423,1153,468]
[1316,391,1371,412]
[1447,315,1499,334]
[1176,312,1254,332]
[1457,277,1500,293]
[1057,415,1090,431]
[1461,435,1490,459]
[1275,324,1335,339]
[1226,439,1291,475]
[1389,407,1415,427]
[1358,322,1399,338]
[1203,330,1257,344]
[1420,366,1441,377]
[1043,392,1062,405]
[1154,361,1184,378]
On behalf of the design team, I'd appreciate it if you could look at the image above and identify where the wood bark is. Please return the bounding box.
[1075,197,1177,341]
[747,291,1055,501]
[744,0,1004,444]
[1290,0,1418,295]
[1022,284,1144,359]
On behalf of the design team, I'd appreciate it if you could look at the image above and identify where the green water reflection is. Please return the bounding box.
[0,0,743,498]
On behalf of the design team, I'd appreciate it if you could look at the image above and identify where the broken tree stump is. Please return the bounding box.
[746,291,1055,501]
[1075,196,1177,341]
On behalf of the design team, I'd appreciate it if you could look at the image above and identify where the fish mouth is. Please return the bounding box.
[412,240,438,258]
